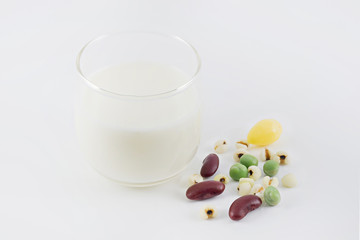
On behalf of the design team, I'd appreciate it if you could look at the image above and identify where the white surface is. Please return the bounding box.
[0,0,359,239]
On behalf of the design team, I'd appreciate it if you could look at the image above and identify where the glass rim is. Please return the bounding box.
[76,31,201,99]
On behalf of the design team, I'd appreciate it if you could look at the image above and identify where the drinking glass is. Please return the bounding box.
[75,32,201,187]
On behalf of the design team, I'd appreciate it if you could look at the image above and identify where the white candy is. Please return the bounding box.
[214,174,229,184]
[281,173,297,188]
[239,177,255,187]
[237,182,252,196]
[233,149,249,162]
[259,148,272,162]
[248,166,262,181]
[270,154,281,164]
[200,206,217,219]
[214,139,229,154]
[262,176,279,188]
[250,184,265,200]
[275,151,289,165]
[188,174,203,186]
[237,178,255,196]
[235,140,248,149]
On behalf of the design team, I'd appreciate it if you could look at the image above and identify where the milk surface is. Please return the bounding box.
[76,62,201,185]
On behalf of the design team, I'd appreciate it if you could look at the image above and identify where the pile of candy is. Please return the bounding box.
[185,119,297,221]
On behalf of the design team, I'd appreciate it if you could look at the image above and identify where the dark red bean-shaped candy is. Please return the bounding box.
[228,195,262,220]
[200,153,219,177]
[186,180,225,200]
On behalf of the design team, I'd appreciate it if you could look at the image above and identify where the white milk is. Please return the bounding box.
[75,62,201,185]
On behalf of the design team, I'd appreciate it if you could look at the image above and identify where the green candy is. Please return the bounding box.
[263,160,279,177]
[229,163,248,181]
[264,186,281,206]
[239,154,258,168]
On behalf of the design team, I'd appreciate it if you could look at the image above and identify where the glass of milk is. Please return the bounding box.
[75,32,201,187]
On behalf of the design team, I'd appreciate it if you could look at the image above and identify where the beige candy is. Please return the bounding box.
[214,174,230,184]
[262,176,279,188]
[214,139,229,154]
[233,148,249,162]
[273,151,289,165]
[237,182,252,196]
[282,173,297,188]
[259,148,272,162]
[248,166,262,181]
[200,206,217,219]
[235,140,249,150]
[239,178,255,186]
[237,178,255,196]
[270,154,281,164]
[188,174,203,186]
[250,184,265,200]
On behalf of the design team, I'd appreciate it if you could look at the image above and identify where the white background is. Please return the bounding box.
[0,0,359,239]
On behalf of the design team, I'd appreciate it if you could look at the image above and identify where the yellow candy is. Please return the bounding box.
[247,119,282,146]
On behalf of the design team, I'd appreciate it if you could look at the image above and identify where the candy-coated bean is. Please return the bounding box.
[264,186,281,206]
[229,163,248,181]
[239,154,258,168]
[228,195,262,220]
[186,181,225,200]
[200,154,219,178]
[263,160,279,177]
